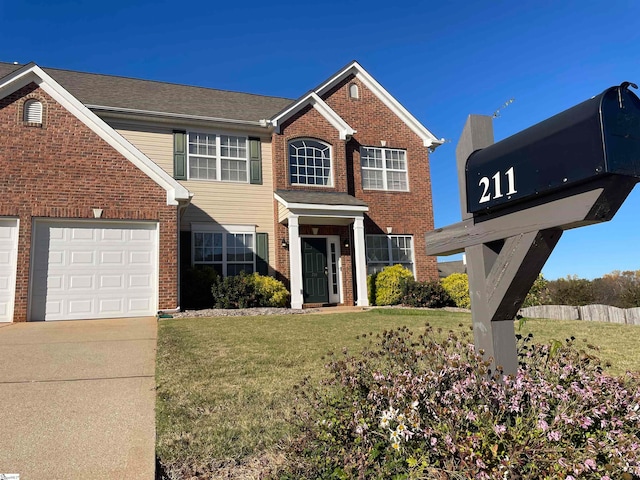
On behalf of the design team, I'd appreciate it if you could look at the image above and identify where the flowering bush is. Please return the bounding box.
[281,326,640,479]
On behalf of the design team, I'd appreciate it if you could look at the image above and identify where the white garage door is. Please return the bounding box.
[31,221,158,321]
[0,219,19,322]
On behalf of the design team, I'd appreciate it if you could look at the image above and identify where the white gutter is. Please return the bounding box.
[86,104,270,127]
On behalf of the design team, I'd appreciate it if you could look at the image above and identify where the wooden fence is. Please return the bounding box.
[519,305,640,326]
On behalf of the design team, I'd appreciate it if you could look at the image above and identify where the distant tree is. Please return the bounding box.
[596,270,640,308]
[546,275,595,306]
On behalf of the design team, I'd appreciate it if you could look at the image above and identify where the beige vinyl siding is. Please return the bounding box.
[114,124,174,172]
[278,203,290,223]
[114,125,276,274]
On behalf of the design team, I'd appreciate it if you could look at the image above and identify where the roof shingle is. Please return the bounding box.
[0,62,294,122]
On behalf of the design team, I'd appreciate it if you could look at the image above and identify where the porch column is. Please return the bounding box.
[288,214,304,309]
[353,215,369,307]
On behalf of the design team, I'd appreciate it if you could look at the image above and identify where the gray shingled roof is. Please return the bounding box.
[437,260,466,279]
[276,189,368,207]
[0,62,294,122]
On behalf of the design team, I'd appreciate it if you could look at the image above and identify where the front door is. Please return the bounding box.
[302,237,328,304]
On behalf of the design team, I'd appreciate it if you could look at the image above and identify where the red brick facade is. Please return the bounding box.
[272,74,438,305]
[0,83,179,321]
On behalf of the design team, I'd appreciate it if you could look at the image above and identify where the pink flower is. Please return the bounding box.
[494,424,506,435]
[537,419,549,432]
[547,430,562,441]
[584,459,596,470]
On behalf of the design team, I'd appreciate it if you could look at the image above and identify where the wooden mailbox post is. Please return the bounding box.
[426,83,640,376]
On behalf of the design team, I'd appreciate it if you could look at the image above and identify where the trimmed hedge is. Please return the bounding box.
[441,272,471,309]
[375,265,414,306]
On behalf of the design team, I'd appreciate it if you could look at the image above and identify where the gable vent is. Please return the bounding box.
[24,99,43,124]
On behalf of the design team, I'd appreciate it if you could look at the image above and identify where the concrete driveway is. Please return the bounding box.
[0,317,157,479]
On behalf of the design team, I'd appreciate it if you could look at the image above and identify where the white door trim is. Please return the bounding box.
[0,218,19,322]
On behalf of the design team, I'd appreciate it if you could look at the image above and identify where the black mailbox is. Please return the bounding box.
[466,82,640,214]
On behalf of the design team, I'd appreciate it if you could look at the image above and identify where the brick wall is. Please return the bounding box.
[271,74,438,295]
[0,83,179,321]
[323,75,438,282]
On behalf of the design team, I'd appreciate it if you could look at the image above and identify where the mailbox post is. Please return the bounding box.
[427,82,640,376]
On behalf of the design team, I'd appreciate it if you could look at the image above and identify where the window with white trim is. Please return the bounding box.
[289,139,332,186]
[188,132,248,182]
[360,147,409,191]
[192,225,255,276]
[365,235,414,275]
[24,99,43,124]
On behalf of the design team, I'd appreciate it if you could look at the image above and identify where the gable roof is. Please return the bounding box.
[271,92,356,139]
[268,61,443,149]
[0,60,441,148]
[0,63,191,205]
[0,62,293,124]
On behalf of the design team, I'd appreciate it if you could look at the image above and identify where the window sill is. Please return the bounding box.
[363,188,410,193]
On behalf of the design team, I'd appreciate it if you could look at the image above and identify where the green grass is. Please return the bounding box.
[155,309,640,476]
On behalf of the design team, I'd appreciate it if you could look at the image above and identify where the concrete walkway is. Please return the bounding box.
[0,317,157,479]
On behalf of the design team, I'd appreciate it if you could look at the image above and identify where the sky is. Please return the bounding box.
[1,0,639,280]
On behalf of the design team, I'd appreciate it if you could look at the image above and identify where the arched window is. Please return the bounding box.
[349,83,359,99]
[288,139,332,186]
[24,99,43,124]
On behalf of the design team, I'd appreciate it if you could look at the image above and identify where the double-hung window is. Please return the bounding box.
[361,147,408,191]
[192,224,255,276]
[289,139,332,186]
[365,235,414,275]
[188,132,248,182]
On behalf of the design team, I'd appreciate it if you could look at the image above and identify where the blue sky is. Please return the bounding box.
[2,0,639,279]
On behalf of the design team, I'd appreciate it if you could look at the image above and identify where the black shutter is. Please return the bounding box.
[173,131,187,180]
[249,137,262,185]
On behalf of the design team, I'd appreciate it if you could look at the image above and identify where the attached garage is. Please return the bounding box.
[0,219,19,322]
[30,220,158,321]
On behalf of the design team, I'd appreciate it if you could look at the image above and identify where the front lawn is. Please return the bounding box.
[155,309,640,478]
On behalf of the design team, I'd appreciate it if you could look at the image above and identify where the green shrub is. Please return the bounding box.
[547,275,595,306]
[181,266,219,309]
[210,272,290,309]
[402,279,454,308]
[523,273,549,307]
[251,273,289,307]
[367,272,378,306]
[374,265,414,306]
[282,328,640,479]
[441,272,470,309]
[211,271,260,309]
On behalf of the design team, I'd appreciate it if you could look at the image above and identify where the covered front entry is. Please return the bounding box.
[275,190,370,309]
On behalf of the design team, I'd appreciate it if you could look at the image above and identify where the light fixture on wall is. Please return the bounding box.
[281,238,289,249]
[386,226,393,234]
[343,238,350,249]
[92,208,103,219]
